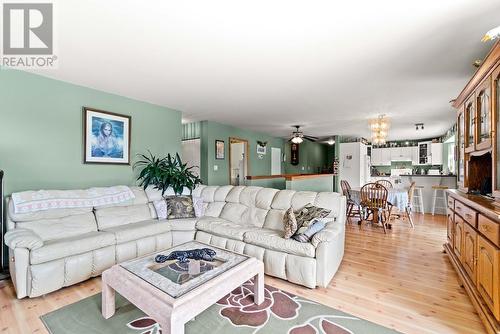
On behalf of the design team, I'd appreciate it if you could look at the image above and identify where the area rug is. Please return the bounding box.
[41,280,400,334]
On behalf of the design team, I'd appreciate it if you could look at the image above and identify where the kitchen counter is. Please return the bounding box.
[246,173,334,192]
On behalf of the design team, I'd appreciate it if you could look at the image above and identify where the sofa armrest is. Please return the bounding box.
[5,229,43,250]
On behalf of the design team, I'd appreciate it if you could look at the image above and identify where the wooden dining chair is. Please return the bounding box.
[360,183,391,233]
[376,179,393,189]
[340,180,363,223]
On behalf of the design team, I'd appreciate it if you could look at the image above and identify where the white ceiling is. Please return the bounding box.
[19,0,500,141]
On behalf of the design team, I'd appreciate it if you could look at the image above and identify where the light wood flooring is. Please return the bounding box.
[0,213,487,334]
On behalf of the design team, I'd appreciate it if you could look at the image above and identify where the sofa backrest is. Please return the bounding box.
[7,198,97,241]
[93,186,154,230]
[192,185,345,230]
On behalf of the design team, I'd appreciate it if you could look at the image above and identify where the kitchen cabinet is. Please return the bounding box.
[390,147,401,160]
[454,216,464,260]
[381,148,391,166]
[431,143,443,165]
[477,234,499,320]
[411,146,419,165]
[463,222,478,284]
[418,141,431,165]
[457,109,467,190]
[371,148,382,166]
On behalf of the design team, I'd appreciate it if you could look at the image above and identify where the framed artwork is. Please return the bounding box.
[215,140,225,160]
[256,144,266,155]
[83,107,131,164]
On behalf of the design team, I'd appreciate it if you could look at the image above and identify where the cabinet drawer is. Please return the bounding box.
[479,215,500,247]
[447,196,455,210]
[455,201,477,227]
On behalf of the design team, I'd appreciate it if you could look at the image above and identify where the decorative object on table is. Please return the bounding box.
[154,248,217,264]
[41,279,402,334]
[283,207,298,239]
[83,107,131,164]
[164,195,195,219]
[215,140,225,159]
[290,142,299,165]
[134,151,202,196]
[292,218,328,242]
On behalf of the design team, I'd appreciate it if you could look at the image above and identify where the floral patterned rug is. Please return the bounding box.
[41,280,400,334]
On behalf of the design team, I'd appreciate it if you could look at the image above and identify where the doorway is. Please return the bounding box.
[181,139,200,176]
[271,147,282,175]
[229,138,249,186]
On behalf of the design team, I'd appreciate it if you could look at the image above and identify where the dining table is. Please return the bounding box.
[349,186,409,211]
[349,186,409,229]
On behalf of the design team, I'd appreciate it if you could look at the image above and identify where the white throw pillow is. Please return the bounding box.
[192,196,205,218]
[153,199,168,220]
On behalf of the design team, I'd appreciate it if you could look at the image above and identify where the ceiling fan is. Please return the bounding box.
[289,125,318,144]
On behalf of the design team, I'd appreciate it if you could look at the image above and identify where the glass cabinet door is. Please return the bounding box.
[465,97,475,152]
[477,81,492,150]
[458,111,465,186]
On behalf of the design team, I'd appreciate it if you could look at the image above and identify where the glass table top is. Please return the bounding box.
[120,241,248,298]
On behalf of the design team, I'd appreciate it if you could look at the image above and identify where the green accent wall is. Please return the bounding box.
[0,69,182,196]
[199,121,285,185]
[284,141,329,174]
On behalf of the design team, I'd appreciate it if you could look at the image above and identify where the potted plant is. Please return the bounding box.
[134,151,202,196]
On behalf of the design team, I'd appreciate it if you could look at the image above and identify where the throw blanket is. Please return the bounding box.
[11,186,135,214]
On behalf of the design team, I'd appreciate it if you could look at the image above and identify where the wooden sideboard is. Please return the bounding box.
[447,41,500,334]
[445,190,499,334]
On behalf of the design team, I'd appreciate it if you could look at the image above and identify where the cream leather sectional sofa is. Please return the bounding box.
[5,185,346,298]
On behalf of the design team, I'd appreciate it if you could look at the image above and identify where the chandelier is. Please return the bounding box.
[369,114,390,145]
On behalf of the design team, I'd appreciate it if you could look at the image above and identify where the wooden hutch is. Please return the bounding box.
[445,41,500,334]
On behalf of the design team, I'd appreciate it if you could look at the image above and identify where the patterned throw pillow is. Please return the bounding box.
[153,199,168,220]
[292,218,328,243]
[294,204,331,231]
[192,196,205,218]
[283,207,298,239]
[165,195,195,219]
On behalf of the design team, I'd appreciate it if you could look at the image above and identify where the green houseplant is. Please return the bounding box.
[134,151,202,196]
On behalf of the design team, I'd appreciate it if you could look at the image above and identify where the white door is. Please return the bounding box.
[181,139,201,176]
[271,147,282,175]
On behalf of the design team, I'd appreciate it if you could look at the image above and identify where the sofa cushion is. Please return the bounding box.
[102,219,171,244]
[94,203,152,230]
[30,231,115,264]
[271,190,296,210]
[219,203,248,223]
[243,229,316,258]
[196,217,257,241]
[165,195,195,219]
[15,212,98,241]
[283,208,298,239]
[8,198,92,222]
[168,218,198,231]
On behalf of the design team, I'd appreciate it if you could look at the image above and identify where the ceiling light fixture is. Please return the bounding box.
[327,138,335,145]
[369,114,390,145]
[291,136,303,144]
[415,123,424,130]
[482,25,500,42]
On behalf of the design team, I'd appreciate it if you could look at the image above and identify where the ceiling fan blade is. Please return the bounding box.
[303,137,317,142]
[303,135,319,140]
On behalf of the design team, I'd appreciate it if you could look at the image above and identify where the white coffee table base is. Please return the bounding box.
[102,257,264,334]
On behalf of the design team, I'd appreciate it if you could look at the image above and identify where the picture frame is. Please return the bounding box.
[256,144,266,155]
[215,140,225,160]
[83,107,131,164]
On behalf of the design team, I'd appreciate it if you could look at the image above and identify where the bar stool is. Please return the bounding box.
[412,186,424,213]
[431,185,448,215]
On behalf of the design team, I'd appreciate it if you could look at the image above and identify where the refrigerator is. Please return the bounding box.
[339,142,371,188]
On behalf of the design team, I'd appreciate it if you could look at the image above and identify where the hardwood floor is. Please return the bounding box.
[0,213,487,334]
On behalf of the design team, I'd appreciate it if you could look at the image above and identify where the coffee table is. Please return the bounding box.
[101,241,264,334]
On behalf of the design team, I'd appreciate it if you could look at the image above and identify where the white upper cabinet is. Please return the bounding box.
[371,148,382,165]
[381,149,391,166]
[431,142,443,165]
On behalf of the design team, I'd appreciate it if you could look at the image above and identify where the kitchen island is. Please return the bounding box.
[371,175,457,214]
[246,174,334,192]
